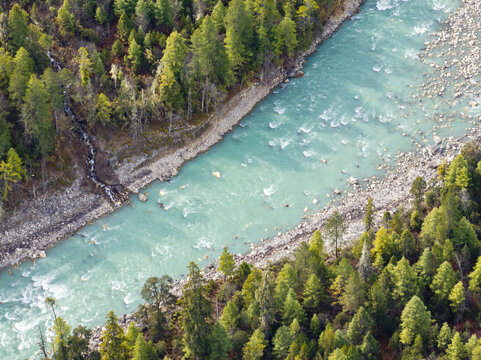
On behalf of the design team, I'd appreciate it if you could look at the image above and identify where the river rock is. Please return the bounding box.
[39,251,46,258]
[212,171,221,178]
[138,193,148,202]
[348,176,358,185]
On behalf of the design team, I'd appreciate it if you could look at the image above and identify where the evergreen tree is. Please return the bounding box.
[446,332,466,360]
[112,39,124,58]
[364,197,375,232]
[437,322,452,351]
[328,348,347,360]
[357,239,373,280]
[99,311,126,360]
[95,6,109,25]
[242,328,266,360]
[275,262,296,303]
[360,331,380,360]
[325,210,346,259]
[7,4,28,50]
[392,257,419,306]
[398,229,416,262]
[468,256,481,293]
[7,148,25,180]
[219,247,235,277]
[77,47,92,87]
[340,271,365,313]
[273,325,291,359]
[155,31,187,110]
[57,0,76,37]
[255,269,277,338]
[182,262,212,359]
[135,0,152,28]
[124,322,140,352]
[309,314,321,338]
[207,322,232,360]
[155,0,174,28]
[114,0,138,16]
[224,0,254,75]
[347,306,374,345]
[465,335,479,359]
[302,273,322,312]
[128,36,143,73]
[21,74,54,187]
[8,47,33,107]
[449,281,465,315]
[453,216,479,251]
[411,176,426,212]
[41,68,64,132]
[118,11,133,41]
[399,295,432,346]
[415,247,437,290]
[241,267,262,305]
[431,261,456,303]
[51,316,71,360]
[282,288,306,325]
[445,154,469,190]
[0,160,16,199]
[95,93,112,126]
[211,0,226,32]
[131,333,155,360]
[220,300,239,334]
[274,15,298,57]
[474,345,481,360]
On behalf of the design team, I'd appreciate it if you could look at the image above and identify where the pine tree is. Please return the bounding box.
[131,333,154,360]
[242,328,266,360]
[347,306,374,345]
[325,210,346,259]
[112,39,124,59]
[182,262,212,359]
[51,316,71,360]
[360,331,381,360]
[328,348,347,360]
[135,0,152,28]
[224,0,254,75]
[124,322,140,352]
[8,47,33,107]
[211,0,226,32]
[255,269,277,338]
[364,197,375,232]
[309,314,321,338]
[41,68,64,132]
[95,6,108,25]
[469,256,481,293]
[398,229,416,262]
[21,75,54,188]
[118,11,133,41]
[99,311,126,360]
[95,93,112,126]
[449,281,465,315]
[392,257,419,306]
[220,300,238,334]
[465,335,479,359]
[415,247,437,290]
[340,271,365,313]
[302,273,322,312]
[474,345,481,360]
[275,263,296,303]
[273,325,291,359]
[274,15,298,57]
[219,247,235,277]
[128,36,143,73]
[77,47,92,87]
[411,176,426,212]
[453,216,479,251]
[155,0,173,28]
[114,0,137,16]
[399,295,432,346]
[207,322,232,360]
[431,261,456,303]
[7,4,28,50]
[155,31,187,110]
[57,0,76,37]
[241,267,262,305]
[357,239,373,280]
[282,288,306,325]
[7,148,25,180]
[437,322,452,351]
[446,332,465,360]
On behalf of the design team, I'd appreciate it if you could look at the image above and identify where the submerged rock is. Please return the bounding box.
[138,193,148,202]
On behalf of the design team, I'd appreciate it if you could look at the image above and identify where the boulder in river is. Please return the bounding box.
[139,193,148,202]
[212,171,221,178]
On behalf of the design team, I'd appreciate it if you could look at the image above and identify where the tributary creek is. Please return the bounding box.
[3,0,479,358]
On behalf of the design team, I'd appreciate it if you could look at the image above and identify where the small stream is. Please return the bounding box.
[46,51,119,205]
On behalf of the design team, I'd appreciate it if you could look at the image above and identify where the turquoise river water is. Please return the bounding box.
[3,0,480,358]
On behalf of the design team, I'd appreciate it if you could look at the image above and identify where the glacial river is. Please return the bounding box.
[2,0,478,357]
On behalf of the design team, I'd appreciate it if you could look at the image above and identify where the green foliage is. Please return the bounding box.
[364,197,375,232]
[392,257,419,306]
[57,0,76,37]
[181,262,212,359]
[431,261,456,303]
[437,322,452,351]
[99,311,126,360]
[446,332,466,360]
[95,93,113,126]
[275,262,296,303]
[221,300,239,334]
[411,176,426,212]
[360,331,381,360]
[155,0,174,28]
[347,306,374,345]
[448,281,465,314]
[77,47,92,87]
[302,273,322,312]
[219,247,236,277]
[468,256,481,293]
[273,325,292,359]
[8,47,33,107]
[325,210,346,258]
[112,39,124,58]
[446,154,469,190]
[243,328,266,360]
[132,333,156,360]
[282,288,305,325]
[7,4,28,50]
[208,322,232,360]
[211,0,226,32]
[274,15,298,57]
[399,295,432,346]
[118,11,133,41]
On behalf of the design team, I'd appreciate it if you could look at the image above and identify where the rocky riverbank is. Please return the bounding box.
[0,0,364,269]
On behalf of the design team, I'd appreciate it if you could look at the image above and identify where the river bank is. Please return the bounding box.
[0,0,363,269]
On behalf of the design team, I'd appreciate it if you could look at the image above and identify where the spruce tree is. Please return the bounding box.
[242,328,266,360]
[347,306,374,345]
[360,331,381,360]
[273,325,291,359]
[99,311,126,360]
[207,322,232,360]
[57,0,76,37]
[364,197,375,232]
[8,47,33,107]
[7,4,28,50]
[211,0,226,32]
[431,261,456,303]
[468,256,481,293]
[282,288,306,325]
[410,176,426,212]
[449,281,465,315]
[220,300,238,334]
[118,11,133,41]
[95,93,112,126]
[77,47,92,87]
[446,332,466,360]
[302,273,322,312]
[392,257,419,306]
[275,263,296,303]
[437,322,452,351]
[325,210,346,259]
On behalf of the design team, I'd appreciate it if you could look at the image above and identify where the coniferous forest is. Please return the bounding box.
[40,145,481,359]
[0,0,340,213]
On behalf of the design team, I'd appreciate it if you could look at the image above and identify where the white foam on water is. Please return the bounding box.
[303,149,316,158]
[412,21,432,35]
[263,184,277,197]
[376,0,397,11]
[194,237,213,250]
[123,293,135,305]
[298,124,313,133]
[404,49,419,60]
[269,118,283,129]
[273,104,286,115]
[373,64,382,72]
[384,67,393,74]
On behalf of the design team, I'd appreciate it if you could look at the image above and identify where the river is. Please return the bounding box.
[0,0,473,357]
